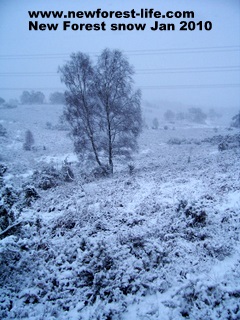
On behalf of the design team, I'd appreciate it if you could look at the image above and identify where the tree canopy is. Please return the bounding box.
[59,49,142,174]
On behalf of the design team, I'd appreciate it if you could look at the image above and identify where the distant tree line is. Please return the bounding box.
[163,107,221,124]
[20,91,45,105]
[17,91,66,105]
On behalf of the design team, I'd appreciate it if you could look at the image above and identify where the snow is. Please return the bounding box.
[37,153,78,165]
[0,104,240,319]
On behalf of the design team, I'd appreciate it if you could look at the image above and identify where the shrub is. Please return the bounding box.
[0,164,7,188]
[152,118,159,130]
[164,110,175,122]
[91,166,111,179]
[0,97,5,105]
[0,184,19,235]
[45,122,53,130]
[49,91,65,105]
[177,200,207,227]
[61,159,74,182]
[3,102,17,109]
[231,112,240,128]
[218,142,228,151]
[32,165,61,190]
[32,163,74,190]
[128,163,135,175]
[23,186,40,206]
[167,138,183,145]
[23,130,34,151]
[0,124,7,137]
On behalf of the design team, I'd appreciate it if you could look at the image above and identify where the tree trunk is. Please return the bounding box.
[106,104,113,174]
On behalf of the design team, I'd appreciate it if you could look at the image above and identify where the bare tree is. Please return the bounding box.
[59,52,104,170]
[59,49,142,174]
[95,49,142,173]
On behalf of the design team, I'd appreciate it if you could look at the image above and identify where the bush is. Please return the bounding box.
[23,186,40,207]
[54,115,70,131]
[218,142,228,151]
[0,97,5,105]
[128,163,135,175]
[0,185,19,234]
[0,164,7,188]
[0,124,7,137]
[45,122,53,130]
[152,118,159,130]
[49,91,65,105]
[32,163,74,190]
[91,165,111,179]
[231,112,240,128]
[170,278,240,319]
[177,200,207,228]
[167,138,184,145]
[32,165,61,190]
[61,159,74,182]
[2,102,17,109]
[23,130,34,151]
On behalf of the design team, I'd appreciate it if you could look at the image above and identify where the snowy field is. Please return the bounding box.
[0,104,240,319]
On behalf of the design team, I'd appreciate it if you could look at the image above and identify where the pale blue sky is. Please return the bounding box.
[0,0,239,110]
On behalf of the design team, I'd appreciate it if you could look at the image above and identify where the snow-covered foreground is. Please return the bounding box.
[0,105,240,319]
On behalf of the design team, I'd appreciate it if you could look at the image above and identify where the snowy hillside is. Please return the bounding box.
[0,104,240,319]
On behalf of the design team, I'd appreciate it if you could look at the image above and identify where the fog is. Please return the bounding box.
[0,0,239,111]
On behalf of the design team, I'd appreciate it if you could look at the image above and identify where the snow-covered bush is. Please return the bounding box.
[0,124,7,137]
[167,138,184,145]
[0,164,7,188]
[0,182,24,239]
[55,115,70,131]
[45,121,54,130]
[61,159,74,182]
[231,111,240,128]
[32,163,74,190]
[203,133,240,145]
[152,117,159,130]
[23,130,34,151]
[2,102,17,109]
[91,166,112,179]
[32,165,61,190]
[128,163,135,175]
[177,200,207,228]
[0,185,21,232]
[169,276,240,319]
[0,202,13,232]
[22,186,40,207]
[218,142,228,151]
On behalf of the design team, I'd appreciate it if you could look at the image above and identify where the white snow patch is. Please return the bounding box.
[37,153,78,164]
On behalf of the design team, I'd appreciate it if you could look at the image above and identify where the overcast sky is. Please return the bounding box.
[0,0,239,111]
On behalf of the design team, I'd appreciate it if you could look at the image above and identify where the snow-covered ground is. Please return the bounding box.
[0,104,240,319]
